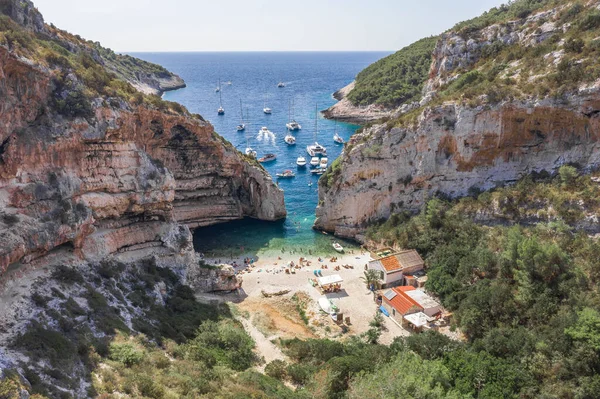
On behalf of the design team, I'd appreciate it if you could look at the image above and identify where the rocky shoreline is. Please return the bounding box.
[322,81,393,124]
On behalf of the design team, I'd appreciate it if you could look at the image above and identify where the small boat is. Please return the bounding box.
[332,242,344,253]
[236,99,246,131]
[333,120,343,144]
[217,78,225,115]
[311,167,326,175]
[286,100,301,131]
[307,105,326,156]
[284,134,296,145]
[307,143,327,157]
[296,156,307,167]
[319,297,333,313]
[215,87,220,93]
[310,157,320,167]
[263,91,272,114]
[320,157,328,168]
[276,170,295,178]
[278,82,286,88]
[226,81,232,85]
[258,153,277,163]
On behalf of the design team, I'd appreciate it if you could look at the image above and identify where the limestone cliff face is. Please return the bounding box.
[0,40,285,287]
[315,97,600,239]
[315,4,600,240]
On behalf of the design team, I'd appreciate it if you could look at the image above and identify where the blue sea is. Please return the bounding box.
[132,52,389,257]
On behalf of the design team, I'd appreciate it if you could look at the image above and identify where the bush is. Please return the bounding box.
[108,342,144,367]
[265,359,288,380]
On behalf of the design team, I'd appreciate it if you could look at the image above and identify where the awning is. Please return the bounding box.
[403,312,433,328]
[317,274,343,287]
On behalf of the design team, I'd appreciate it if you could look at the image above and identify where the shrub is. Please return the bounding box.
[265,359,288,380]
[108,342,144,367]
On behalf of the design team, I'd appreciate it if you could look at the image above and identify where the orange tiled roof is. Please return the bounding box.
[379,250,424,273]
[384,286,423,315]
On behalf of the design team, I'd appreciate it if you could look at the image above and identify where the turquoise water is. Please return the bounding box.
[132,52,389,256]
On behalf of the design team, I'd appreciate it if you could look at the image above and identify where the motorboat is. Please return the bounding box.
[333,133,344,144]
[277,82,285,88]
[311,167,326,175]
[276,170,295,178]
[307,142,327,157]
[296,156,307,167]
[258,153,277,163]
[310,157,320,167]
[332,242,344,253]
[284,134,296,145]
[236,123,246,131]
[320,157,328,168]
[226,81,232,85]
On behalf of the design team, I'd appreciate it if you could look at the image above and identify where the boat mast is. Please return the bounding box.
[239,99,244,123]
[314,103,318,143]
[219,78,223,107]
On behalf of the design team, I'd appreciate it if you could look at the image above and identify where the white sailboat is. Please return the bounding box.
[263,91,272,114]
[236,100,246,131]
[307,104,327,157]
[217,78,224,115]
[245,119,256,158]
[286,99,301,131]
[333,121,344,144]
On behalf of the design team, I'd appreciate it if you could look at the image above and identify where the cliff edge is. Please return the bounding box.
[316,1,600,240]
[0,0,286,285]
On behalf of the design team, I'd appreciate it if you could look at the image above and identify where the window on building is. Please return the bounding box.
[392,309,396,316]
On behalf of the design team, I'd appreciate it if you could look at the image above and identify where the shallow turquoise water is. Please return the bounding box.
[132,52,389,256]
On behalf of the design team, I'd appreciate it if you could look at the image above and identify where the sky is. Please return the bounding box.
[32,0,506,52]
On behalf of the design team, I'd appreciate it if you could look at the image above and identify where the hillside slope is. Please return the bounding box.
[316,0,600,240]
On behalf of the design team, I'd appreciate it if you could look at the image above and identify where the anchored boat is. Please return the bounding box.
[276,170,295,178]
[258,153,277,163]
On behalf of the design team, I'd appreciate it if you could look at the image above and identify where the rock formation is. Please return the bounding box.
[315,3,600,240]
[0,1,286,290]
[322,82,393,124]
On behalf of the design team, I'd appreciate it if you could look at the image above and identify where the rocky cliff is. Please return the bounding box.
[315,1,600,240]
[0,1,285,287]
[322,82,393,124]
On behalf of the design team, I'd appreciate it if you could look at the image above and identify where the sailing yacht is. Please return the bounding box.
[263,91,272,114]
[306,104,327,157]
[333,121,344,143]
[236,100,246,131]
[286,99,302,131]
[217,79,225,115]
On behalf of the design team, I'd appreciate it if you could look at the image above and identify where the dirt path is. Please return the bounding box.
[239,317,286,371]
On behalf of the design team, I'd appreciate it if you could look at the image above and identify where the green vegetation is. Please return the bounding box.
[0,11,189,118]
[362,169,600,396]
[347,36,438,108]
